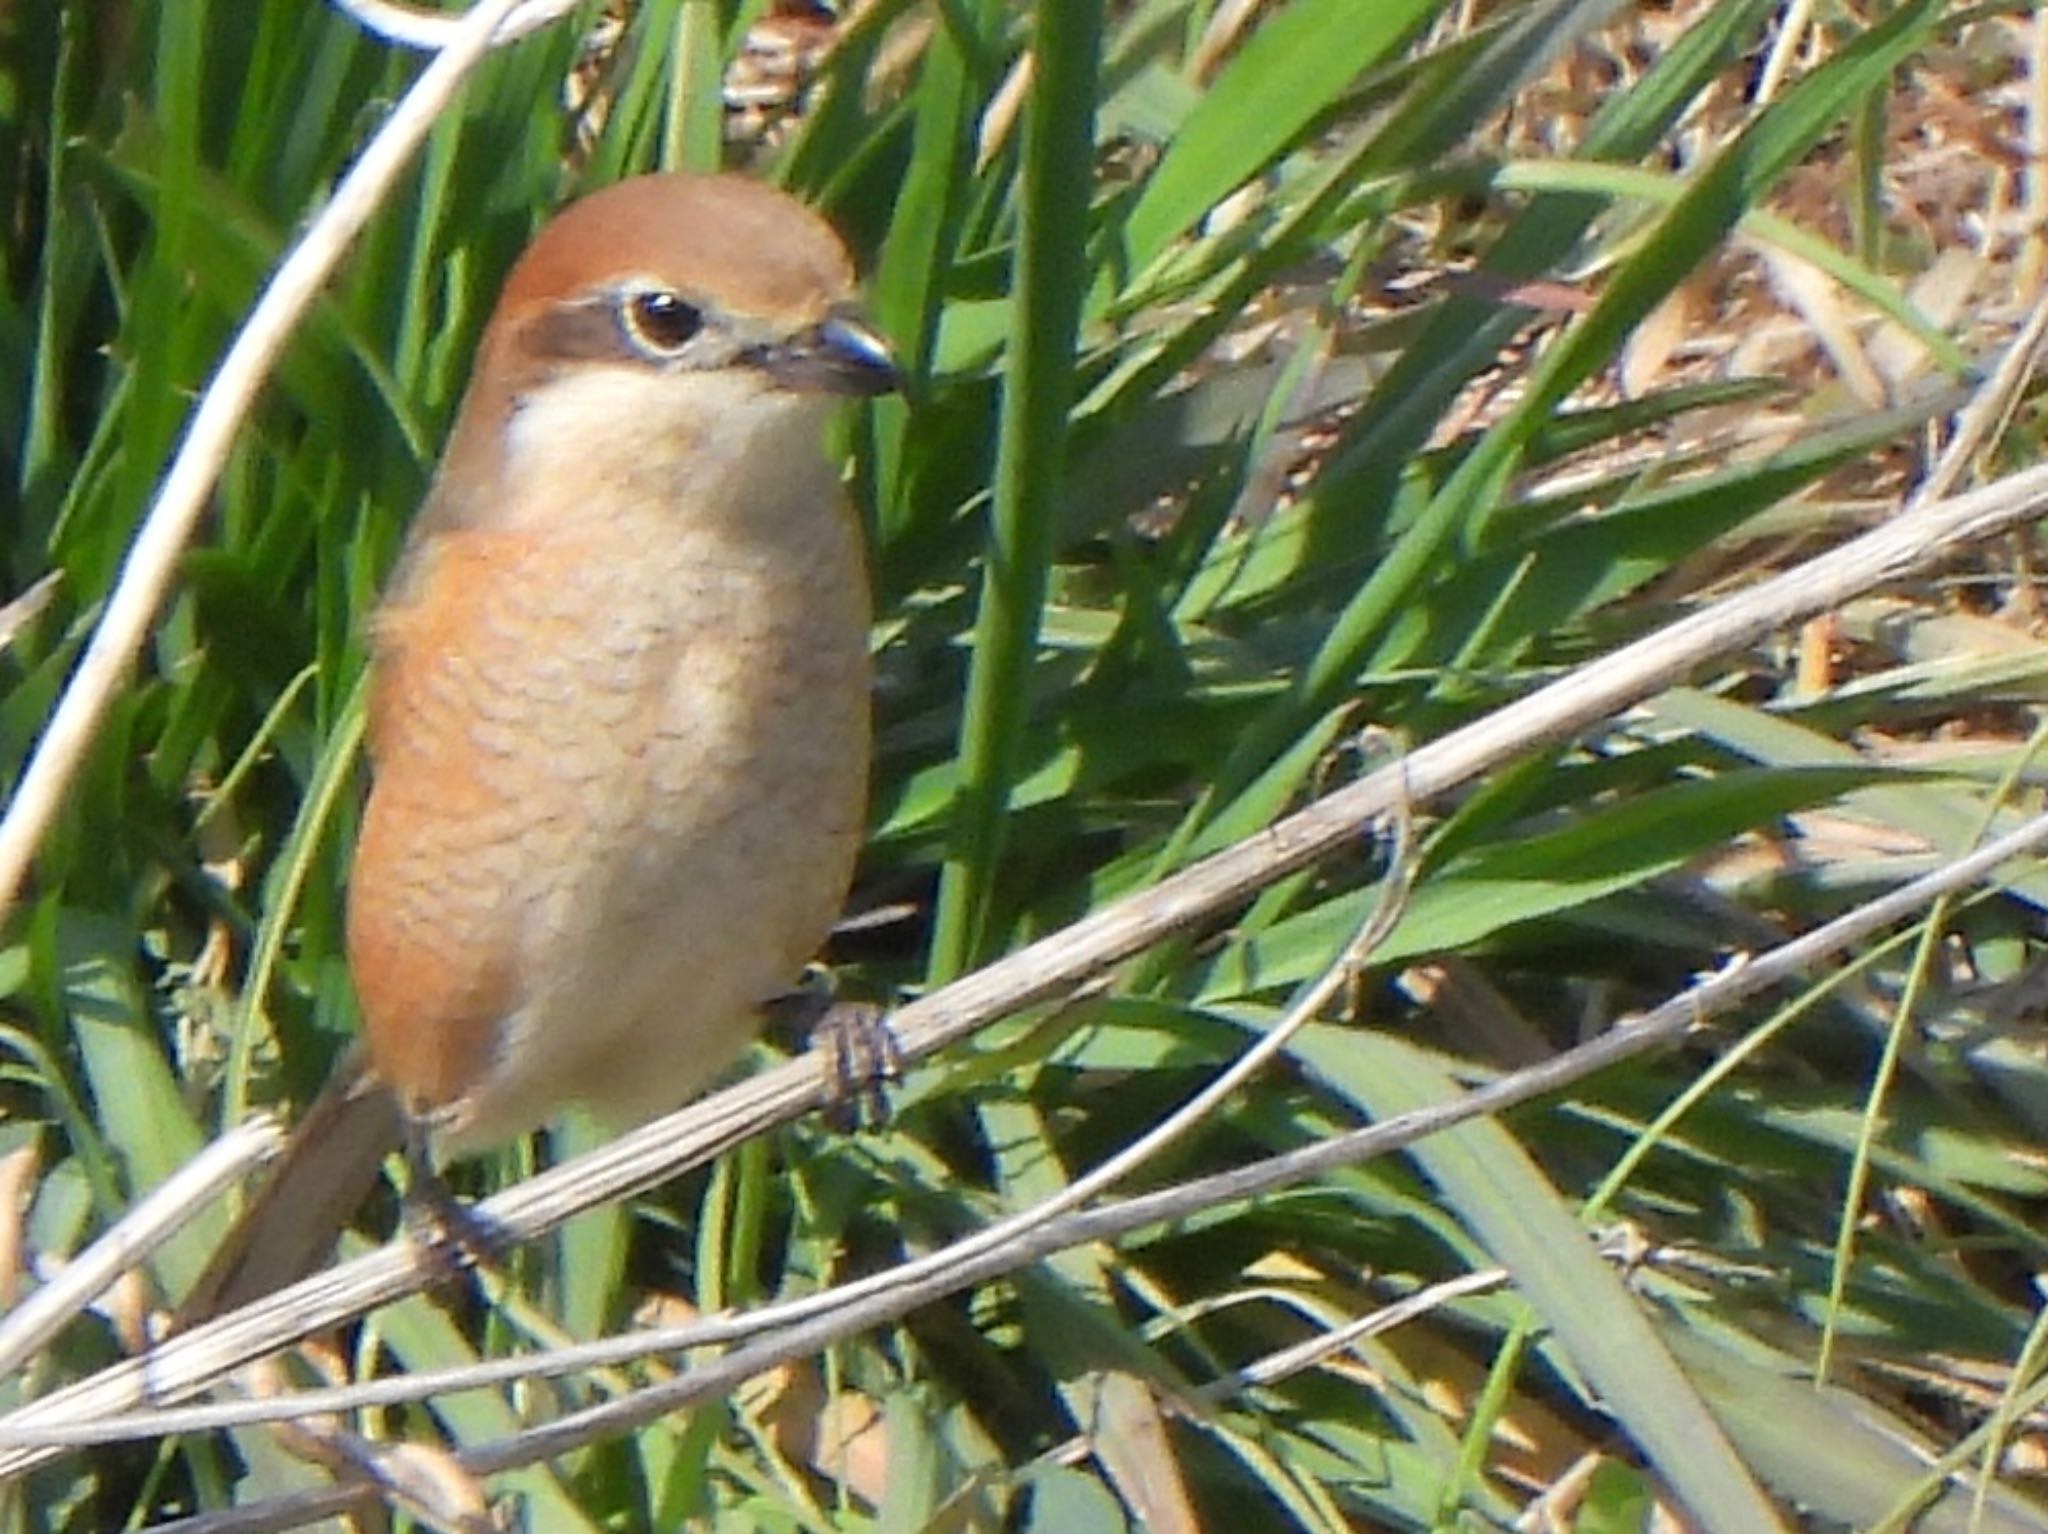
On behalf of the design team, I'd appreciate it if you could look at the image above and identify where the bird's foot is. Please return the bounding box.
[762,982,902,1129]
[401,1121,508,1292]
[813,999,903,1131]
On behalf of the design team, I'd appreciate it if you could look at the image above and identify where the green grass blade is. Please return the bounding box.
[929,2,1105,978]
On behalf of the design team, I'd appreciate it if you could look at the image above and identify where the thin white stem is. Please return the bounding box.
[0,0,543,925]
[1754,0,1815,105]
[1915,285,2048,508]
[0,1119,281,1378]
[331,0,576,49]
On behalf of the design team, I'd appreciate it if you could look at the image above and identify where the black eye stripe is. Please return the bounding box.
[622,289,704,353]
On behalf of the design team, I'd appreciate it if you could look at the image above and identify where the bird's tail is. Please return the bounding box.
[174,1053,404,1330]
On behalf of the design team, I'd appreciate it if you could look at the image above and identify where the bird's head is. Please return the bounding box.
[429,173,897,527]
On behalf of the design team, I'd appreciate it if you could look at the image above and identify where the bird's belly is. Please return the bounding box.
[446,544,870,1146]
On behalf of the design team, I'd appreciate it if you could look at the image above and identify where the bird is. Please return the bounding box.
[178,171,896,1325]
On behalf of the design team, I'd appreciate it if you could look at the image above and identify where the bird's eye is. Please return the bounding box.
[622,289,704,354]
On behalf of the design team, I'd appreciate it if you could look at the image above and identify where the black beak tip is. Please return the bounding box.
[815,313,900,397]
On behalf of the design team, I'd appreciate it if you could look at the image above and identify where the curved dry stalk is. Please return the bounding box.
[0,0,553,926]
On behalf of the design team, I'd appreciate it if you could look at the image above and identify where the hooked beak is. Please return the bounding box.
[767,307,900,397]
